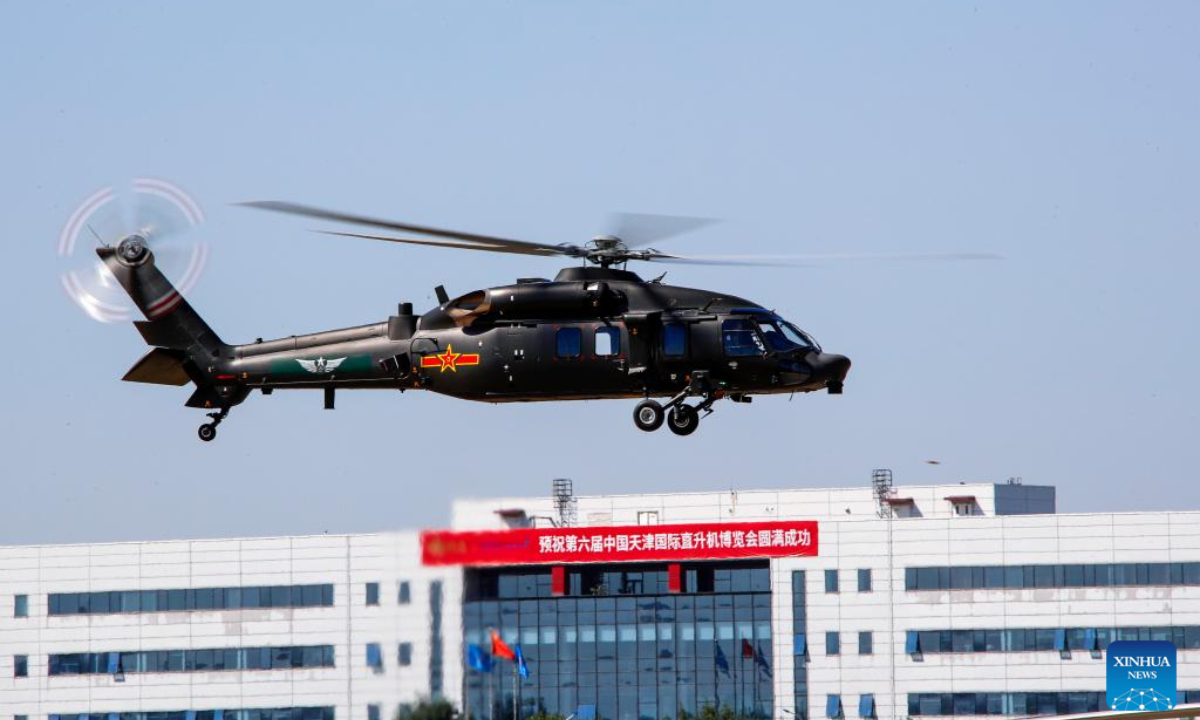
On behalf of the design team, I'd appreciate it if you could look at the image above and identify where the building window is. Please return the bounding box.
[42,710,333,720]
[48,584,334,615]
[857,569,872,592]
[429,580,444,698]
[368,705,381,720]
[905,561,1200,591]
[906,692,1113,716]
[826,632,840,655]
[859,694,876,719]
[366,643,383,671]
[14,594,28,617]
[48,645,334,675]
[366,582,380,606]
[398,581,411,605]
[637,511,659,525]
[858,631,873,655]
[953,502,973,516]
[662,323,687,357]
[826,694,843,719]
[595,327,619,356]
[556,327,582,358]
[15,655,29,677]
[825,569,839,593]
[398,642,413,666]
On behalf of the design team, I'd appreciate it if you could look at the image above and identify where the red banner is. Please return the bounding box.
[421,520,818,566]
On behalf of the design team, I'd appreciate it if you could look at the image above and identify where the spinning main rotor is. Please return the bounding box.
[240,200,1000,268]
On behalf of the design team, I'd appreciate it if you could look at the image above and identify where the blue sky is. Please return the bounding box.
[2,2,1197,544]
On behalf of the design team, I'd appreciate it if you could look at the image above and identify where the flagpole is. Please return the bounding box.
[713,640,719,712]
[733,646,739,718]
[753,654,759,719]
[488,660,495,720]
[512,663,518,720]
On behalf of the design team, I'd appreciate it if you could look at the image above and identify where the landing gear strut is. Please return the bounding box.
[633,372,721,436]
[198,407,230,442]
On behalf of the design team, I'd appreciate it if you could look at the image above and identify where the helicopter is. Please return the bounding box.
[97,201,986,441]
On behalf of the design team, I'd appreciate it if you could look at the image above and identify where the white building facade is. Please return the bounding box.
[4,479,1200,720]
[0,532,460,720]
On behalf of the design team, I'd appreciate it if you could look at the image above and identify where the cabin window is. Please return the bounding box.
[595,327,619,356]
[722,319,763,357]
[663,323,687,357]
[556,327,582,358]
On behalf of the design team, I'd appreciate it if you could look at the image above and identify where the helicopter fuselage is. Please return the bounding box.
[214,266,851,405]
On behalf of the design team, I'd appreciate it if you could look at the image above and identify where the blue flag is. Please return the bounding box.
[467,643,492,673]
[714,642,730,676]
[514,644,530,678]
[754,643,772,678]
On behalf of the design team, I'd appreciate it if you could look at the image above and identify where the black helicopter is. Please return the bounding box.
[99,202,914,441]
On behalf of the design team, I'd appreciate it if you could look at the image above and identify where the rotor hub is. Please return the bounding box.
[589,234,625,251]
[116,234,149,265]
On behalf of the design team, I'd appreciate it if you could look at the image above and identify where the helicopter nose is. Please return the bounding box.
[810,352,851,393]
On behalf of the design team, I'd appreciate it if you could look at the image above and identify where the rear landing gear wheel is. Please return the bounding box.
[198,406,230,442]
[633,399,665,432]
[667,404,700,436]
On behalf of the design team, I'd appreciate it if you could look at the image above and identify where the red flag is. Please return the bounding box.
[491,630,516,661]
[742,639,755,659]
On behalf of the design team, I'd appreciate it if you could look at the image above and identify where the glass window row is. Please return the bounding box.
[50,709,334,720]
[464,678,773,720]
[909,625,1200,654]
[48,645,334,675]
[464,593,771,626]
[467,563,770,600]
[905,562,1200,591]
[48,584,334,615]
[908,691,1200,717]
[466,620,773,645]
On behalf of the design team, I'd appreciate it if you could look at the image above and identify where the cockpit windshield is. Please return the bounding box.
[755,317,819,352]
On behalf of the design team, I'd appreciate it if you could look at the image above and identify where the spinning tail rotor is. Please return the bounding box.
[58,178,209,323]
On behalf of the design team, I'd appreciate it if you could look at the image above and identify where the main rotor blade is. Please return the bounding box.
[240,200,574,256]
[609,212,720,248]
[320,230,563,257]
[640,251,1003,267]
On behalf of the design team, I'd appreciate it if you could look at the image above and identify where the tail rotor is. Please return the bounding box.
[58,178,209,324]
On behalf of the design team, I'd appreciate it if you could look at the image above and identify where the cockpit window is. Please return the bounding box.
[722,319,764,357]
[779,320,818,350]
[755,317,817,352]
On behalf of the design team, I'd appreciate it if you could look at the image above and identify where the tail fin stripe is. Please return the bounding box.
[146,289,182,317]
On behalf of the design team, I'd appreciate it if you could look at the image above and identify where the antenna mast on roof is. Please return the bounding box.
[553,478,577,528]
[872,469,894,518]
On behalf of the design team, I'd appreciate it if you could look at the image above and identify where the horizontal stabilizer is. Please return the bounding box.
[122,348,190,386]
[134,319,194,350]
